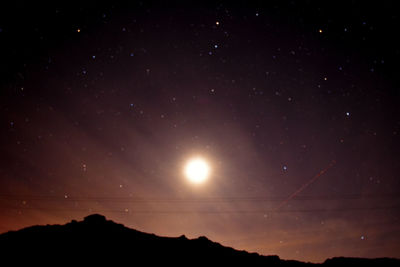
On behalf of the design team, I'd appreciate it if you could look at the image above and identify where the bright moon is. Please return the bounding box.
[184,157,210,184]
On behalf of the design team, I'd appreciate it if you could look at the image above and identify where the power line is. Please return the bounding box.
[0,193,399,203]
[0,205,398,214]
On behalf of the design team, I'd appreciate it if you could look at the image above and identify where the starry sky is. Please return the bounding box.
[1,1,400,263]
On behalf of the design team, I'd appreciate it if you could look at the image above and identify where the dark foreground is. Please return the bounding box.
[0,214,398,266]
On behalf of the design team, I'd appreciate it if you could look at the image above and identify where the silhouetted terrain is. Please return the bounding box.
[0,214,398,266]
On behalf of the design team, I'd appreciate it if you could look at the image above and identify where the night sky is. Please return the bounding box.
[1,1,400,262]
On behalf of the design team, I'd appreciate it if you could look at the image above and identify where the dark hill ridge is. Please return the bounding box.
[0,214,398,266]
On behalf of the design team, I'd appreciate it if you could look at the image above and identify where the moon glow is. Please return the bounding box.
[184,157,210,184]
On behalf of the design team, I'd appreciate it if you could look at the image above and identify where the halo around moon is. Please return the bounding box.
[184,157,210,184]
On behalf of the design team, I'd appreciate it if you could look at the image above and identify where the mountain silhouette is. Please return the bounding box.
[0,214,398,266]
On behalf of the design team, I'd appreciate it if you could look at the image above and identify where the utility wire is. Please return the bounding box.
[0,205,398,214]
[0,193,399,203]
